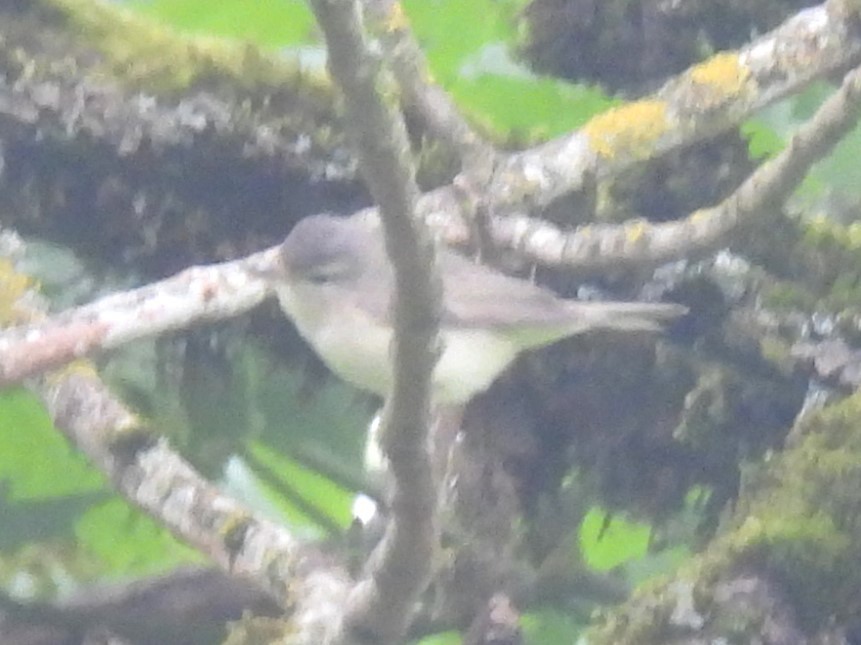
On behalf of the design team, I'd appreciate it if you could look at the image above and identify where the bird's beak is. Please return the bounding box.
[246,249,287,283]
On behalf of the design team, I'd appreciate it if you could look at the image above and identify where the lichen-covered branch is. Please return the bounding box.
[487,59,861,269]
[308,0,441,642]
[490,0,861,207]
[472,0,861,266]
[0,249,275,385]
[39,370,352,643]
[0,250,351,643]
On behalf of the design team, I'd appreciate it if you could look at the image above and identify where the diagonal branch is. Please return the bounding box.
[37,369,353,643]
[0,249,276,386]
[488,0,861,212]
[0,250,352,643]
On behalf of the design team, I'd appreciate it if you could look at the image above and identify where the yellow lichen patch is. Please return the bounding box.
[49,359,101,381]
[584,100,669,160]
[807,216,861,251]
[383,2,410,32]
[625,219,648,243]
[688,53,752,108]
[0,258,34,326]
[690,209,709,223]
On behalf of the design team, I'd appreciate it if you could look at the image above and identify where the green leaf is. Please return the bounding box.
[579,507,651,572]
[411,631,462,645]
[0,388,104,500]
[0,389,195,574]
[125,0,317,47]
[522,609,587,644]
[403,0,516,77]
[450,73,614,140]
[241,441,355,534]
[741,118,785,159]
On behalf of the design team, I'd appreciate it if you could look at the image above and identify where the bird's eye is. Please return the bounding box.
[305,261,346,284]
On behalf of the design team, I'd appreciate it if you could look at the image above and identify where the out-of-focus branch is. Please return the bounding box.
[486,60,861,269]
[0,567,280,643]
[37,370,352,642]
[308,0,441,643]
[0,249,276,385]
[0,2,357,274]
[0,2,346,180]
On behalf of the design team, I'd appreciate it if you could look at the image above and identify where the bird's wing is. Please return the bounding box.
[353,247,684,333]
[440,252,577,328]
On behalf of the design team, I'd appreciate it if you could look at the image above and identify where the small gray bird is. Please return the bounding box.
[263,214,684,404]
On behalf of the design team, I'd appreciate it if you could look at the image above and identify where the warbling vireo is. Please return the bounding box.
[263,214,684,404]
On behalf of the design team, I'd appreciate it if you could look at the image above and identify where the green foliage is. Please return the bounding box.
[244,441,355,535]
[740,118,784,159]
[522,609,589,645]
[412,631,462,645]
[579,507,651,572]
[405,0,614,138]
[402,0,518,73]
[75,499,200,573]
[216,344,371,537]
[0,388,103,500]
[246,345,369,463]
[0,388,198,591]
[126,0,317,47]
[578,505,691,588]
[449,72,614,141]
[121,0,613,140]
[798,123,861,206]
